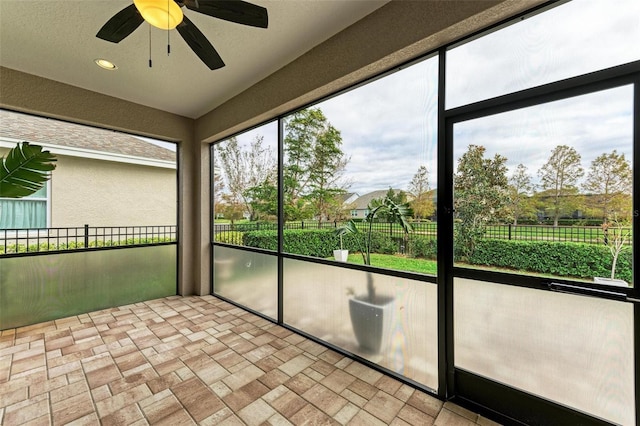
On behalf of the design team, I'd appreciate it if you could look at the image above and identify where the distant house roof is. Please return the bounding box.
[0,110,176,162]
[351,189,404,210]
[340,192,358,203]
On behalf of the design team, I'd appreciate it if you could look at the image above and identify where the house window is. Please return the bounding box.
[0,184,48,229]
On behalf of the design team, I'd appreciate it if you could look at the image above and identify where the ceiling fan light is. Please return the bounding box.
[133,0,183,30]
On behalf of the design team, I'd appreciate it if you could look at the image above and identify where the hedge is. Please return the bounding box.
[238,230,632,283]
[216,231,244,245]
[232,221,278,232]
[468,239,632,283]
[407,236,437,260]
[243,229,396,258]
[0,237,175,255]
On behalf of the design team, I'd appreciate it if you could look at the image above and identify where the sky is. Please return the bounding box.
[134,135,177,152]
[220,0,638,197]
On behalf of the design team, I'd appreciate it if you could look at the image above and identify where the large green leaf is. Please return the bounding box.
[0,142,57,198]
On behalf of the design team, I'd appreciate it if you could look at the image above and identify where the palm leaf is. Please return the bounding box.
[0,142,57,198]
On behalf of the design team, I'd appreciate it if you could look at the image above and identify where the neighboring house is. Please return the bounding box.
[348,189,404,219]
[341,192,359,206]
[0,110,176,229]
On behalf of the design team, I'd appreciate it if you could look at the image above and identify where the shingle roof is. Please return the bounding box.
[0,110,176,162]
[351,189,404,210]
[340,192,357,203]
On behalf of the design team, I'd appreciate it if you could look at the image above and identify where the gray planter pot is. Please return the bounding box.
[349,295,395,353]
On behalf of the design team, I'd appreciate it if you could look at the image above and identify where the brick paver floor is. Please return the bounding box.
[0,296,500,425]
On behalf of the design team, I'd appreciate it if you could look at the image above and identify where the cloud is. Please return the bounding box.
[454,85,634,184]
[218,0,638,199]
[318,57,439,194]
[446,0,640,108]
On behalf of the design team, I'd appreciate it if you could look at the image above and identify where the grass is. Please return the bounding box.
[345,253,437,275]
[340,253,633,287]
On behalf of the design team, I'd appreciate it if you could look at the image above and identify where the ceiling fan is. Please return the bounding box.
[96,0,268,70]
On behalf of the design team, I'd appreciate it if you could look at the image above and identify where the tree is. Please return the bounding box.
[283,108,349,222]
[601,215,631,281]
[245,178,278,220]
[212,167,225,218]
[508,164,535,226]
[219,195,244,225]
[215,135,276,221]
[537,145,584,227]
[370,188,410,222]
[307,124,349,223]
[454,145,508,260]
[407,165,435,220]
[582,150,632,222]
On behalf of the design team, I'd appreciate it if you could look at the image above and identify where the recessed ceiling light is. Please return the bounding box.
[95,59,117,70]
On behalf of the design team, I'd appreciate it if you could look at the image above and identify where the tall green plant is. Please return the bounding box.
[336,196,412,302]
[1,142,56,198]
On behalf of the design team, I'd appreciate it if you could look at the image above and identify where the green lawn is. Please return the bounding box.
[345,253,437,275]
[339,254,632,287]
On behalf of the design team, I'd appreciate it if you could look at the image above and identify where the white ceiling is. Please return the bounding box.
[0,0,388,119]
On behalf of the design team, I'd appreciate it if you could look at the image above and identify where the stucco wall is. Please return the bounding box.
[50,155,176,227]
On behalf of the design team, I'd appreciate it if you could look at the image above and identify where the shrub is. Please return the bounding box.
[408,236,437,259]
[242,230,278,251]
[469,239,632,282]
[216,231,245,245]
[243,229,397,258]
[0,237,175,255]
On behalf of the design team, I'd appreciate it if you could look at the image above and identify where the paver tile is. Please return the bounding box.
[172,377,225,422]
[435,408,477,426]
[0,296,495,426]
[364,390,405,424]
[289,403,340,426]
[302,383,348,417]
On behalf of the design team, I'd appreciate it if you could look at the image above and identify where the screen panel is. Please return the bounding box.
[213,245,278,320]
[452,85,634,289]
[446,0,640,108]
[0,245,176,329]
[454,277,635,426]
[283,258,438,390]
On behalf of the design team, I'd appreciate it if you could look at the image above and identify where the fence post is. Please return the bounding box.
[84,224,89,248]
[301,221,304,230]
[508,224,512,240]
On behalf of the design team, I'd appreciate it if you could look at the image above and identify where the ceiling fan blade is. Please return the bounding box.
[176,16,225,70]
[96,4,144,43]
[182,0,268,28]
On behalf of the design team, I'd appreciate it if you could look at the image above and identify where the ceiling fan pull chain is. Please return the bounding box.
[167,0,171,56]
[148,24,153,68]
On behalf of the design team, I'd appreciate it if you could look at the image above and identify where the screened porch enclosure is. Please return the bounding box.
[211,1,638,425]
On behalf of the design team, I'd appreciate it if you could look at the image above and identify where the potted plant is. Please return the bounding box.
[336,196,412,353]
[594,216,630,287]
[333,228,349,262]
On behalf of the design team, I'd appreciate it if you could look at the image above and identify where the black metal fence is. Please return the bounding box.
[482,223,631,245]
[0,225,177,255]
[213,221,628,247]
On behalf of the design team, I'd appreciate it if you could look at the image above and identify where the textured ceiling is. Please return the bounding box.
[0,0,388,119]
